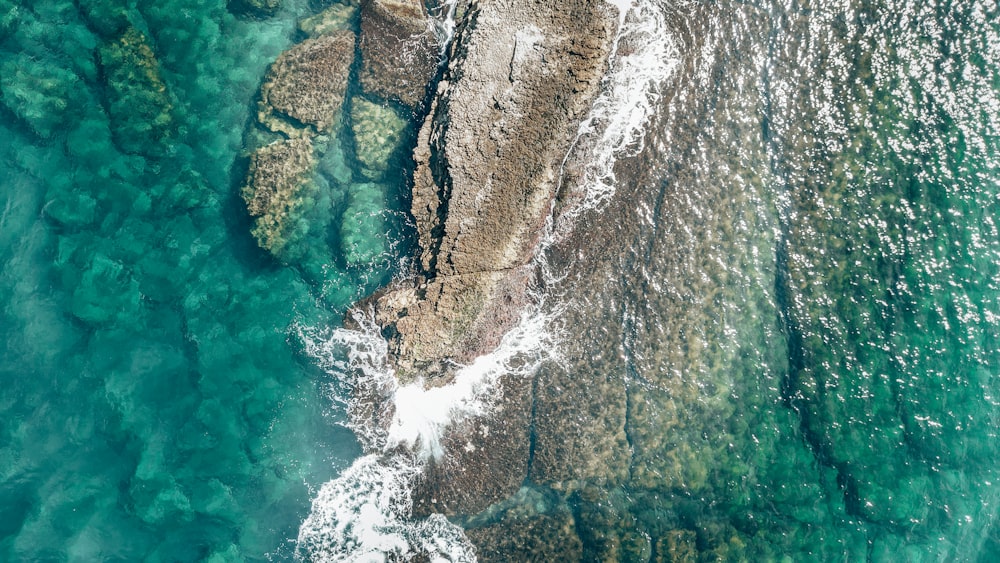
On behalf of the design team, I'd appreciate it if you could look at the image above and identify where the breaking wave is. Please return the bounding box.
[294,306,557,561]
[555,0,680,230]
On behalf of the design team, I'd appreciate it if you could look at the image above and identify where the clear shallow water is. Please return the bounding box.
[518,0,1000,559]
[0,0,418,559]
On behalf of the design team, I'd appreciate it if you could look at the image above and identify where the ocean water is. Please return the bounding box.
[519,0,1000,559]
[2,0,999,561]
[0,0,419,559]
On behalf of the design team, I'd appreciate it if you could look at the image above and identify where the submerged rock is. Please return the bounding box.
[358,0,440,108]
[654,531,698,563]
[299,1,359,37]
[241,137,316,257]
[76,0,129,38]
[258,30,355,137]
[410,372,533,516]
[350,97,408,179]
[339,182,389,265]
[466,510,584,562]
[228,0,281,19]
[97,27,176,156]
[0,55,84,140]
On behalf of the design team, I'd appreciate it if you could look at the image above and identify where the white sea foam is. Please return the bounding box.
[555,0,680,231]
[297,1,669,559]
[386,307,556,459]
[295,305,556,560]
[429,0,461,51]
[296,454,476,562]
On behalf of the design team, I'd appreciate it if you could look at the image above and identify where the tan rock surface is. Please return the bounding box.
[358,0,440,108]
[258,30,355,136]
[372,0,617,385]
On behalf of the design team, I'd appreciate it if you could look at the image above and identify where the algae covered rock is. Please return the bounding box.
[466,510,583,562]
[76,0,130,38]
[654,531,698,563]
[0,0,18,40]
[71,253,142,325]
[338,183,388,265]
[258,30,355,136]
[97,27,176,156]
[350,97,407,179]
[299,1,359,37]
[0,55,85,139]
[228,0,282,19]
[242,137,317,257]
[358,0,439,108]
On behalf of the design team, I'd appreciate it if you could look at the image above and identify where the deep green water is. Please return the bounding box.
[0,0,415,559]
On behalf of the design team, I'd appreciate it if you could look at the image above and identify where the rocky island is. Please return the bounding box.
[242,0,621,557]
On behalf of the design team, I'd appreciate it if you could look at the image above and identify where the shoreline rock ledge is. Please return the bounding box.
[366,0,618,388]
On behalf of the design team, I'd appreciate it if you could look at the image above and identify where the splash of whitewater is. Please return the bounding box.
[295,1,679,560]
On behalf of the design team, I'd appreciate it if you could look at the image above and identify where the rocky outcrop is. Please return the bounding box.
[257,30,355,137]
[242,26,357,261]
[369,0,617,384]
[358,0,440,108]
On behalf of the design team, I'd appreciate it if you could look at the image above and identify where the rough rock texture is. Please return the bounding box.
[370,0,616,383]
[350,97,408,179]
[241,137,316,256]
[410,372,533,517]
[97,27,176,156]
[654,531,698,563]
[299,1,359,37]
[465,510,584,562]
[358,0,439,108]
[258,30,355,136]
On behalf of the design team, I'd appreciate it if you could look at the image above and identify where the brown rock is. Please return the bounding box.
[411,372,533,517]
[258,30,355,136]
[241,137,316,256]
[358,0,440,108]
[466,510,584,562]
[373,267,533,382]
[371,0,617,384]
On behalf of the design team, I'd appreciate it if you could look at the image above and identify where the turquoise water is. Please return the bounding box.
[0,0,415,559]
[473,0,1000,559]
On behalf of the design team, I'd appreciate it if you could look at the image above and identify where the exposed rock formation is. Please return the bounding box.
[257,30,355,136]
[350,0,619,531]
[369,0,616,384]
[358,0,440,108]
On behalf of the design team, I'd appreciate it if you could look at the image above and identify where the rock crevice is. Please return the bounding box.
[369,0,617,387]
